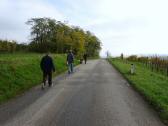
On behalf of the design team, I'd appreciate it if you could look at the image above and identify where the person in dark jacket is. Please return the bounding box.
[83,53,87,64]
[40,53,55,89]
[67,50,74,74]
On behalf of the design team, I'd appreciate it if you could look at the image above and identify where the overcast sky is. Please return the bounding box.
[0,0,168,56]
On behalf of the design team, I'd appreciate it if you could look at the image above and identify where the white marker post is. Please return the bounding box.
[131,64,135,74]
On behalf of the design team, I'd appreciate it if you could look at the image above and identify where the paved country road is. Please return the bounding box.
[0,59,165,126]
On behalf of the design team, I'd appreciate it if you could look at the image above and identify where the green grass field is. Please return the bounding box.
[0,53,79,104]
[108,58,168,123]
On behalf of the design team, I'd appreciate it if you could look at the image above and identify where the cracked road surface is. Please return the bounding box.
[0,59,165,126]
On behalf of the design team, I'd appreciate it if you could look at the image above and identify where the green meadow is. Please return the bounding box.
[0,53,78,104]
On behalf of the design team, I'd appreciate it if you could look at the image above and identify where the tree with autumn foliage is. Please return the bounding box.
[26,17,101,57]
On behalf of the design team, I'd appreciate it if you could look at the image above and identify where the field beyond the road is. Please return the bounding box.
[108,58,168,124]
[0,53,76,104]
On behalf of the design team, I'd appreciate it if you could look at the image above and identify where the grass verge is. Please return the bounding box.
[0,53,79,104]
[107,58,168,124]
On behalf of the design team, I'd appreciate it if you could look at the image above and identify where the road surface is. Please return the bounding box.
[0,59,165,126]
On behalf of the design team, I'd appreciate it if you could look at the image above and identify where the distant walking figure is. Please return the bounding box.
[83,53,87,64]
[67,50,74,74]
[40,53,55,89]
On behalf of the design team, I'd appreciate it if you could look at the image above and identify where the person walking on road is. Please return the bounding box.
[83,53,87,64]
[40,52,55,89]
[67,50,74,74]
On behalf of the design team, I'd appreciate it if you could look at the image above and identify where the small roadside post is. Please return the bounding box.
[131,64,135,74]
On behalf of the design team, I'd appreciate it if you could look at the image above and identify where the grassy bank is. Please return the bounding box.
[0,53,79,104]
[108,58,168,124]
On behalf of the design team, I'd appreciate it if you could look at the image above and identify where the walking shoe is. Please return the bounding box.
[49,83,53,87]
[41,83,45,90]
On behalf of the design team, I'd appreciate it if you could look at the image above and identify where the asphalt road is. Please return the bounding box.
[0,59,165,126]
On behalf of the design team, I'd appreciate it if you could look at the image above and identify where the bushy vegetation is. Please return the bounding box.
[0,53,78,104]
[0,40,17,53]
[108,58,168,124]
[0,39,30,53]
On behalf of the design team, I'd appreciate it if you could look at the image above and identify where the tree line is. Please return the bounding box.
[0,40,16,53]
[0,17,101,57]
[27,17,101,57]
[0,39,29,53]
